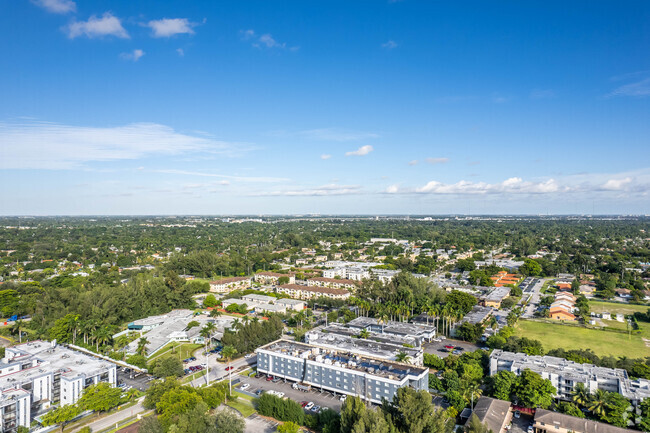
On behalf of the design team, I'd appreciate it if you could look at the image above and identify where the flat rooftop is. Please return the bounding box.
[258,340,428,381]
[347,317,436,338]
[1,341,115,390]
[305,328,421,361]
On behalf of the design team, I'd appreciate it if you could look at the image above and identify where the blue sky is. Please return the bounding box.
[1,0,649,215]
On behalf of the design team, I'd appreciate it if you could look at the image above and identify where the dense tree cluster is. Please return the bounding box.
[220,315,283,354]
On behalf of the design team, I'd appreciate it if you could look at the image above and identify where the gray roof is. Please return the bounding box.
[535,409,636,433]
[466,396,511,433]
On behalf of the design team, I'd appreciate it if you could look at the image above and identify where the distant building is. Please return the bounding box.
[254,272,295,285]
[463,396,512,433]
[481,287,511,308]
[209,276,251,293]
[346,317,436,343]
[307,277,358,291]
[277,284,350,300]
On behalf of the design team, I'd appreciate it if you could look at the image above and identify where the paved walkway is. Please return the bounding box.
[69,398,150,433]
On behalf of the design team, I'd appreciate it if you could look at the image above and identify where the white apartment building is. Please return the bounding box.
[209,276,251,293]
[277,284,351,300]
[0,341,117,432]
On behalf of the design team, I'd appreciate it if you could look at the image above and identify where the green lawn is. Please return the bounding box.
[149,342,203,361]
[515,319,650,358]
[226,393,256,417]
[589,300,649,315]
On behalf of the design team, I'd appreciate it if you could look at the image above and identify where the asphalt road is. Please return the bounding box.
[69,398,150,433]
[521,278,548,318]
[189,353,257,387]
[237,374,344,412]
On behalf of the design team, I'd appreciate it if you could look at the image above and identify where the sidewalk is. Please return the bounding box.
[69,398,150,433]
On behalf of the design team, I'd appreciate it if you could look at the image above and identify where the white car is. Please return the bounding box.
[339,395,347,402]
[240,383,250,390]
[305,402,314,410]
[244,354,253,359]
[276,392,285,398]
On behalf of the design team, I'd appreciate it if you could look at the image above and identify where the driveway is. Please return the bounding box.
[521,278,547,319]
[237,374,344,412]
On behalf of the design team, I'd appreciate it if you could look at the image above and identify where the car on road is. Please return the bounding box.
[225,366,234,371]
[305,402,314,410]
[240,383,250,390]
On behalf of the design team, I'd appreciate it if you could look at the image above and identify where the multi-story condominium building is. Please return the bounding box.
[0,341,117,432]
[370,269,400,284]
[307,277,358,291]
[277,284,350,300]
[256,340,429,404]
[346,317,436,344]
[305,326,423,365]
[254,272,295,285]
[489,350,650,403]
[209,276,251,293]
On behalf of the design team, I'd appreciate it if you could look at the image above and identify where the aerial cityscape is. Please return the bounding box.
[1,1,649,433]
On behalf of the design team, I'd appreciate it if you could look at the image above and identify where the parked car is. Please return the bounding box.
[276,392,285,398]
[514,411,521,419]
[455,346,464,351]
[301,401,308,408]
[225,366,234,371]
[256,389,264,396]
[240,383,250,390]
[340,395,347,402]
[266,375,274,381]
[305,402,314,410]
[311,405,321,412]
[444,345,454,349]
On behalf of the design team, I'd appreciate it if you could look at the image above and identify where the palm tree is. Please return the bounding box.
[93,327,111,352]
[11,319,25,343]
[463,382,483,410]
[136,337,150,357]
[395,351,411,364]
[588,389,608,417]
[571,383,591,407]
[358,329,370,339]
[210,308,223,318]
[200,322,217,386]
[221,345,238,395]
[232,318,241,330]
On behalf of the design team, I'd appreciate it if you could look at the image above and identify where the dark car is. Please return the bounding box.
[455,346,464,350]
[439,348,449,353]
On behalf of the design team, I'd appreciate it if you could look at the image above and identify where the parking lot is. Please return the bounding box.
[237,374,344,413]
[117,367,153,392]
[423,338,481,358]
[509,411,534,433]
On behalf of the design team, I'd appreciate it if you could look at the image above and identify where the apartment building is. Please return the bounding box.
[209,276,251,293]
[307,277,358,291]
[305,326,423,365]
[254,272,295,285]
[277,284,350,300]
[489,350,650,403]
[481,286,511,308]
[346,317,436,344]
[256,340,429,404]
[0,341,117,432]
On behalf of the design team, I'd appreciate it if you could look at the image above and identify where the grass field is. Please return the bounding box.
[227,392,256,417]
[149,342,203,361]
[588,300,650,315]
[515,319,650,358]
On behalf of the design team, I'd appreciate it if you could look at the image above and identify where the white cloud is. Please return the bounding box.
[386,184,399,194]
[408,160,418,166]
[32,0,76,14]
[67,13,129,39]
[382,40,398,49]
[242,29,297,50]
[0,120,246,169]
[147,18,196,38]
[153,169,288,183]
[415,177,562,195]
[320,154,332,160]
[345,145,374,157]
[601,177,632,191]
[265,184,362,196]
[176,48,185,56]
[426,157,449,165]
[608,77,650,97]
[120,49,145,62]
